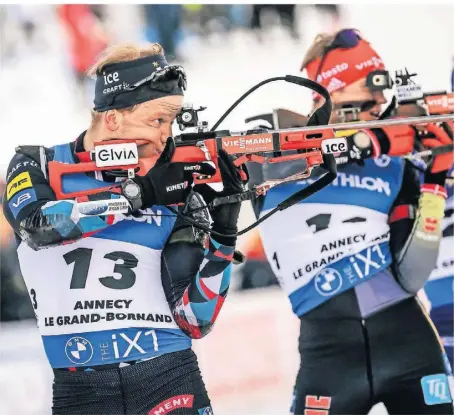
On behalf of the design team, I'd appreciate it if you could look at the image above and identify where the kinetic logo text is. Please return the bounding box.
[166,182,187,192]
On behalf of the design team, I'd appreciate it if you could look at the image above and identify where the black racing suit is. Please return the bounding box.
[247,113,453,415]
[3,132,232,415]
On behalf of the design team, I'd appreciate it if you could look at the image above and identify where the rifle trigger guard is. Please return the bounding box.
[196,141,211,161]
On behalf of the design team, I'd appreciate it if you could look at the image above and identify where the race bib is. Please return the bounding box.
[259,203,390,294]
[17,237,178,336]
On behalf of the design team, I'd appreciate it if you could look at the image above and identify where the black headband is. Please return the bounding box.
[93,55,186,112]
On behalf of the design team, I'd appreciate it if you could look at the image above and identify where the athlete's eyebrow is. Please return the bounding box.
[157,101,182,112]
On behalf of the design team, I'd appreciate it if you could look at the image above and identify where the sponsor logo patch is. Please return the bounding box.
[148,395,194,415]
[184,164,201,171]
[397,84,423,102]
[166,181,188,193]
[355,56,383,71]
[321,138,347,154]
[198,407,213,415]
[373,154,391,167]
[78,201,109,216]
[304,395,332,415]
[326,77,346,92]
[77,198,130,216]
[95,142,139,167]
[332,172,391,196]
[424,94,454,114]
[221,134,274,154]
[8,188,37,218]
[316,63,349,82]
[421,374,452,405]
[314,268,343,296]
[64,336,94,365]
[6,160,40,182]
[7,171,33,200]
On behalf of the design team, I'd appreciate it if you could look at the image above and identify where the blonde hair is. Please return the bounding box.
[300,33,336,72]
[300,29,362,72]
[87,43,165,126]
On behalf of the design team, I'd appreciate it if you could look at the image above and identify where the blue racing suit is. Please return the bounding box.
[424,173,454,369]
[247,110,452,414]
[3,132,231,414]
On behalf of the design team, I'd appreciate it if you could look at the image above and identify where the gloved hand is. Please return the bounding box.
[335,124,416,166]
[333,130,375,165]
[421,122,453,184]
[194,149,248,246]
[130,137,216,208]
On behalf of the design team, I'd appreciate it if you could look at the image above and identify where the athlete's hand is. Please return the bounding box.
[333,130,375,165]
[421,122,453,174]
[336,124,417,166]
[131,137,216,209]
[194,149,248,246]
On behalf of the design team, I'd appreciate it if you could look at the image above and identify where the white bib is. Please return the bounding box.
[18,237,178,336]
[259,203,390,295]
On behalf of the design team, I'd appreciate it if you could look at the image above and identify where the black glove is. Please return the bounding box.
[131,137,216,208]
[334,131,377,166]
[194,149,248,246]
[421,122,454,185]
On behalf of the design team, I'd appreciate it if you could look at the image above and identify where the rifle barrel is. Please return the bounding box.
[275,114,454,134]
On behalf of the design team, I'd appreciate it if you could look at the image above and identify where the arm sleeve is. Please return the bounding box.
[161,217,234,339]
[2,151,118,250]
[389,160,447,293]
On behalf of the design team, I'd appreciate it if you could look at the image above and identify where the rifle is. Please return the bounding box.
[318,68,454,123]
[394,68,454,116]
[47,75,453,237]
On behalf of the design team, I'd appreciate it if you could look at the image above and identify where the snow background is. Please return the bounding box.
[0,4,453,414]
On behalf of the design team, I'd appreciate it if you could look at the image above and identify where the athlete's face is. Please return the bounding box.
[330,77,387,122]
[103,95,183,157]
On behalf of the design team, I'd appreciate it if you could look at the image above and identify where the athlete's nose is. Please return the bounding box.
[161,124,172,141]
[372,90,387,105]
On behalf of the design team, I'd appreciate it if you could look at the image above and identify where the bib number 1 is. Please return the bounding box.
[63,248,138,290]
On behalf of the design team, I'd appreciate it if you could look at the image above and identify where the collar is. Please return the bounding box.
[72,131,92,163]
[70,131,118,183]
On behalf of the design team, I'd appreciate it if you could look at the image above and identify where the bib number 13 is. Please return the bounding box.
[63,248,138,290]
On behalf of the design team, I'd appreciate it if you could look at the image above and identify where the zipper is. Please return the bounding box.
[361,318,375,404]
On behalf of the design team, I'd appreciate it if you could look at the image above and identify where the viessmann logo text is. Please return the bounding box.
[222,134,274,153]
[425,94,454,108]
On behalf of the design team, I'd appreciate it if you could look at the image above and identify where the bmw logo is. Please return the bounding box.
[65,336,94,365]
[373,154,391,168]
[314,268,343,296]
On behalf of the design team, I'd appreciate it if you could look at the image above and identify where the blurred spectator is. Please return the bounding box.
[89,4,108,24]
[238,229,278,290]
[182,5,248,40]
[228,5,250,29]
[0,180,34,322]
[251,5,299,40]
[0,5,49,63]
[56,4,109,107]
[143,5,183,61]
[314,4,341,32]
[197,5,237,35]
